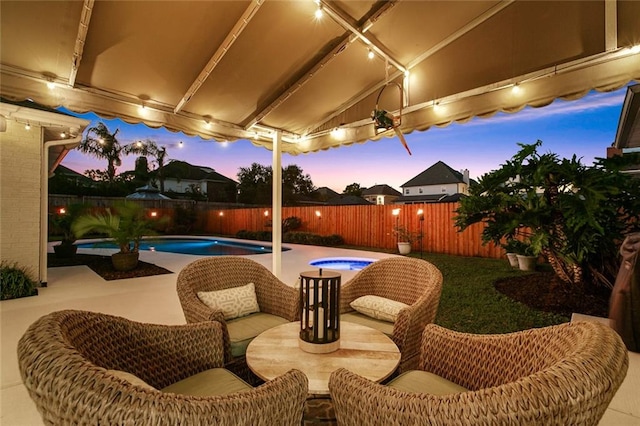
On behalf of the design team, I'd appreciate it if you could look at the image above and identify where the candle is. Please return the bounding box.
[317,307,325,339]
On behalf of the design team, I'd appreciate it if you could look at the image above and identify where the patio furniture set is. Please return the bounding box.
[18,257,629,425]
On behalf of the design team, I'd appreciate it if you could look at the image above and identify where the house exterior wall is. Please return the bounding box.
[363,194,399,205]
[0,121,42,282]
[163,178,203,193]
[403,183,463,196]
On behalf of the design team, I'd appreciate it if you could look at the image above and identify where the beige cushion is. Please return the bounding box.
[341,312,395,336]
[388,370,468,395]
[350,295,409,322]
[197,282,260,320]
[108,369,156,390]
[161,368,252,396]
[227,312,290,358]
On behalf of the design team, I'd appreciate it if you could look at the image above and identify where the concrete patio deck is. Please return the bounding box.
[1,243,638,425]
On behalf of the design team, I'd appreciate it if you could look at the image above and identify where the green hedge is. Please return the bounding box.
[235,230,344,247]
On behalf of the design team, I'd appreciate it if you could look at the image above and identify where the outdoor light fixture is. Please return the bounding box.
[418,209,424,258]
[368,48,374,60]
[60,131,66,138]
[264,210,269,217]
[24,123,31,130]
[315,210,322,218]
[46,80,56,90]
[299,268,341,354]
[59,207,66,215]
[392,208,400,244]
[219,211,224,217]
[511,83,522,95]
[315,5,323,19]
[150,211,158,217]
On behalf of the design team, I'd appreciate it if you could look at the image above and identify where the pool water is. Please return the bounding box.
[77,237,289,256]
[309,257,376,271]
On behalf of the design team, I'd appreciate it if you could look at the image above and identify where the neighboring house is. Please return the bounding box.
[50,164,96,190]
[159,160,237,202]
[326,195,372,206]
[313,187,340,202]
[609,83,640,178]
[396,161,473,204]
[1,98,90,284]
[362,184,401,205]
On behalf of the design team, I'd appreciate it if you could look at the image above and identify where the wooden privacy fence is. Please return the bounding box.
[206,203,503,259]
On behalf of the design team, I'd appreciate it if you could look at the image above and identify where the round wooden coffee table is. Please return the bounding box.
[246,321,400,395]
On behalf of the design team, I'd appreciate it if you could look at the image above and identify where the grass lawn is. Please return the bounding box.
[408,252,568,334]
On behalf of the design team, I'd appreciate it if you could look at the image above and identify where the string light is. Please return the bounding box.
[24,123,31,130]
[314,0,323,19]
[46,80,56,90]
[368,48,375,60]
[60,131,67,138]
[511,83,522,95]
[178,141,184,148]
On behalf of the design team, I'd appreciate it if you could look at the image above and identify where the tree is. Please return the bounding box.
[237,163,272,204]
[237,163,316,205]
[343,183,363,197]
[78,123,136,184]
[134,139,169,192]
[455,141,640,289]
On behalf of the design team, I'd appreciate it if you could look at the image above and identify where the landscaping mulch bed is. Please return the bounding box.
[48,253,173,281]
[494,271,611,318]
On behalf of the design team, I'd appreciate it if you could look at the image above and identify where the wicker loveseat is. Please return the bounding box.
[339,257,443,372]
[177,256,300,374]
[18,310,308,426]
[329,321,629,426]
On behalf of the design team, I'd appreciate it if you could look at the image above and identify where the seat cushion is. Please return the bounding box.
[387,370,468,395]
[161,368,252,396]
[227,312,290,358]
[341,312,395,336]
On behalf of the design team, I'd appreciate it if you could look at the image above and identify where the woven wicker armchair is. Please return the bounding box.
[329,321,629,426]
[339,257,443,372]
[177,257,300,369]
[18,310,308,426]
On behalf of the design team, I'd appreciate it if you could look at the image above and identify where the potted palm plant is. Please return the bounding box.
[50,203,90,258]
[393,224,416,255]
[72,202,162,271]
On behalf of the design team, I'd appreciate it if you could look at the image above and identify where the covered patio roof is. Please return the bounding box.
[1,0,639,155]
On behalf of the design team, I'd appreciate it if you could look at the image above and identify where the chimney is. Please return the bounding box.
[463,169,470,184]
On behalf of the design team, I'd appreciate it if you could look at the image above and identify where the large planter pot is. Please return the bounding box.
[506,253,519,268]
[53,243,78,259]
[111,252,139,271]
[397,242,412,255]
[516,255,537,271]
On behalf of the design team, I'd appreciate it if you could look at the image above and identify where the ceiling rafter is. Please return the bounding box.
[244,0,399,131]
[306,0,515,134]
[173,0,264,114]
[68,0,94,87]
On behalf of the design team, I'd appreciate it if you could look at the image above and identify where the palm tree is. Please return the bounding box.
[134,140,168,192]
[78,123,143,183]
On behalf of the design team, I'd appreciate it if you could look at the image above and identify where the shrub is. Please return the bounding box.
[1,261,38,300]
[282,216,302,233]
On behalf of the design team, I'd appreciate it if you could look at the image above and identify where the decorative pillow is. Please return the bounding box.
[350,295,409,322]
[198,283,260,320]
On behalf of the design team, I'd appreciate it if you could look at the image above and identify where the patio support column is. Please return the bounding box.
[272,130,282,278]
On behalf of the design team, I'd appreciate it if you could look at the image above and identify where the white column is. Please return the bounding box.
[272,131,282,278]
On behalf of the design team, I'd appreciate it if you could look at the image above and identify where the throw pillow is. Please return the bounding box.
[350,295,409,322]
[198,282,260,320]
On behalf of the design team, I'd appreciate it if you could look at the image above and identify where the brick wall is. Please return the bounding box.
[0,121,42,282]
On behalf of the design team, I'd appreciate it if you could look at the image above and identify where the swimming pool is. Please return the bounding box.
[309,257,377,271]
[77,237,290,256]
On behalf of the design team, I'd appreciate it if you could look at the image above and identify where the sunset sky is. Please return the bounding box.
[60,85,629,194]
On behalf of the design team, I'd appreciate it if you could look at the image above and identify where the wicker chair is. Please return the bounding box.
[329,321,629,426]
[18,310,308,426]
[339,257,443,372]
[177,256,300,374]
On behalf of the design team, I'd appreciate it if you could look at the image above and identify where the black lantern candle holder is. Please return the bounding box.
[299,269,341,353]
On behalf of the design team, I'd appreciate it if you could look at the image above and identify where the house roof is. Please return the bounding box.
[362,184,401,197]
[160,161,237,184]
[401,161,467,188]
[1,1,638,154]
[326,195,372,205]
